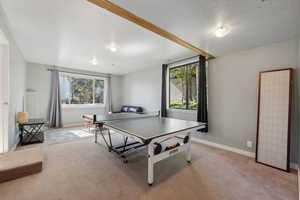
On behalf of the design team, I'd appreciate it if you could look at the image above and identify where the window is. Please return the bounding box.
[60,73,106,107]
[169,62,198,110]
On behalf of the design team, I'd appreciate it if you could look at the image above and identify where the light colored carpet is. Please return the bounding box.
[0,133,297,200]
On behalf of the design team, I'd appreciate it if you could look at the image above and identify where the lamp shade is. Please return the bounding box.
[17,112,29,124]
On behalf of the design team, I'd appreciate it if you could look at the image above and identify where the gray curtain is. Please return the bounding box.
[161,64,168,117]
[197,55,208,132]
[105,76,112,113]
[48,70,63,128]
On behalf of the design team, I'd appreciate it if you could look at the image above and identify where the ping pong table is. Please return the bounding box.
[82,112,205,185]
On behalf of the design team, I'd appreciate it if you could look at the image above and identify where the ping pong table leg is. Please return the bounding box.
[95,128,98,143]
[147,144,154,185]
[107,129,113,151]
[186,133,192,163]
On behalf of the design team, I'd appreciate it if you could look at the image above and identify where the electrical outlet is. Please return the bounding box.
[247,141,252,148]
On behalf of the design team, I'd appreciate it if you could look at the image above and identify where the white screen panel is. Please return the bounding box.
[256,69,291,171]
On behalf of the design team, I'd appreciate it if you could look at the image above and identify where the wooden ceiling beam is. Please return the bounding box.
[88,0,215,59]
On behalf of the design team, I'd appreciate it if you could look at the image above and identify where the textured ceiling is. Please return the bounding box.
[1,0,300,74]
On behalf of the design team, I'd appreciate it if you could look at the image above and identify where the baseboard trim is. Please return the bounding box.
[290,163,299,170]
[192,137,298,170]
[63,123,84,128]
[47,123,84,131]
[9,136,20,152]
[192,137,255,158]
[10,143,18,152]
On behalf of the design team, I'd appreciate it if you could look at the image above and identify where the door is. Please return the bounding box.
[0,33,9,153]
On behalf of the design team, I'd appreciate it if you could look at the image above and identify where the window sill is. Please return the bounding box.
[167,108,197,113]
[62,104,105,109]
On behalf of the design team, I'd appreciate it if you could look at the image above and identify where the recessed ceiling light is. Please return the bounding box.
[110,46,117,52]
[215,25,230,38]
[89,57,98,65]
[107,42,118,52]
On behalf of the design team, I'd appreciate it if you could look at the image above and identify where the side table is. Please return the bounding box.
[19,119,47,145]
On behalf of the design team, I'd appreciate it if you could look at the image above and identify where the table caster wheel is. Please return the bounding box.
[123,160,128,164]
[148,183,152,186]
[187,161,191,164]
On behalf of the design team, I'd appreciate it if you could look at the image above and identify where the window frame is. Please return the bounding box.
[168,61,199,110]
[60,73,107,109]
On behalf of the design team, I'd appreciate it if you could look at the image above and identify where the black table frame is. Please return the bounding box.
[94,122,149,163]
[19,119,47,145]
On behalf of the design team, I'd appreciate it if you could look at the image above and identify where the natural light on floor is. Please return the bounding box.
[70,130,94,138]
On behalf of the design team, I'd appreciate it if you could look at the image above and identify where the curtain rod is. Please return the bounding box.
[47,66,111,78]
[167,55,199,65]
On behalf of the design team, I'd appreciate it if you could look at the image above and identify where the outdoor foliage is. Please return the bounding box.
[170,101,186,109]
[169,101,198,109]
[94,79,104,104]
[169,63,198,110]
[61,75,104,105]
[68,77,93,104]
[188,101,198,109]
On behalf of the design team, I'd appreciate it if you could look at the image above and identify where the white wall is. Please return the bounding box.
[26,63,51,119]
[121,39,300,163]
[200,39,299,163]
[0,4,27,151]
[26,63,123,125]
[111,75,123,112]
[121,67,161,112]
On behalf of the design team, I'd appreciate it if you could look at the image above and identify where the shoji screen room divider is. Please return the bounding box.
[256,68,293,172]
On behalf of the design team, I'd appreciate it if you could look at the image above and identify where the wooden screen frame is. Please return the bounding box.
[255,68,293,172]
